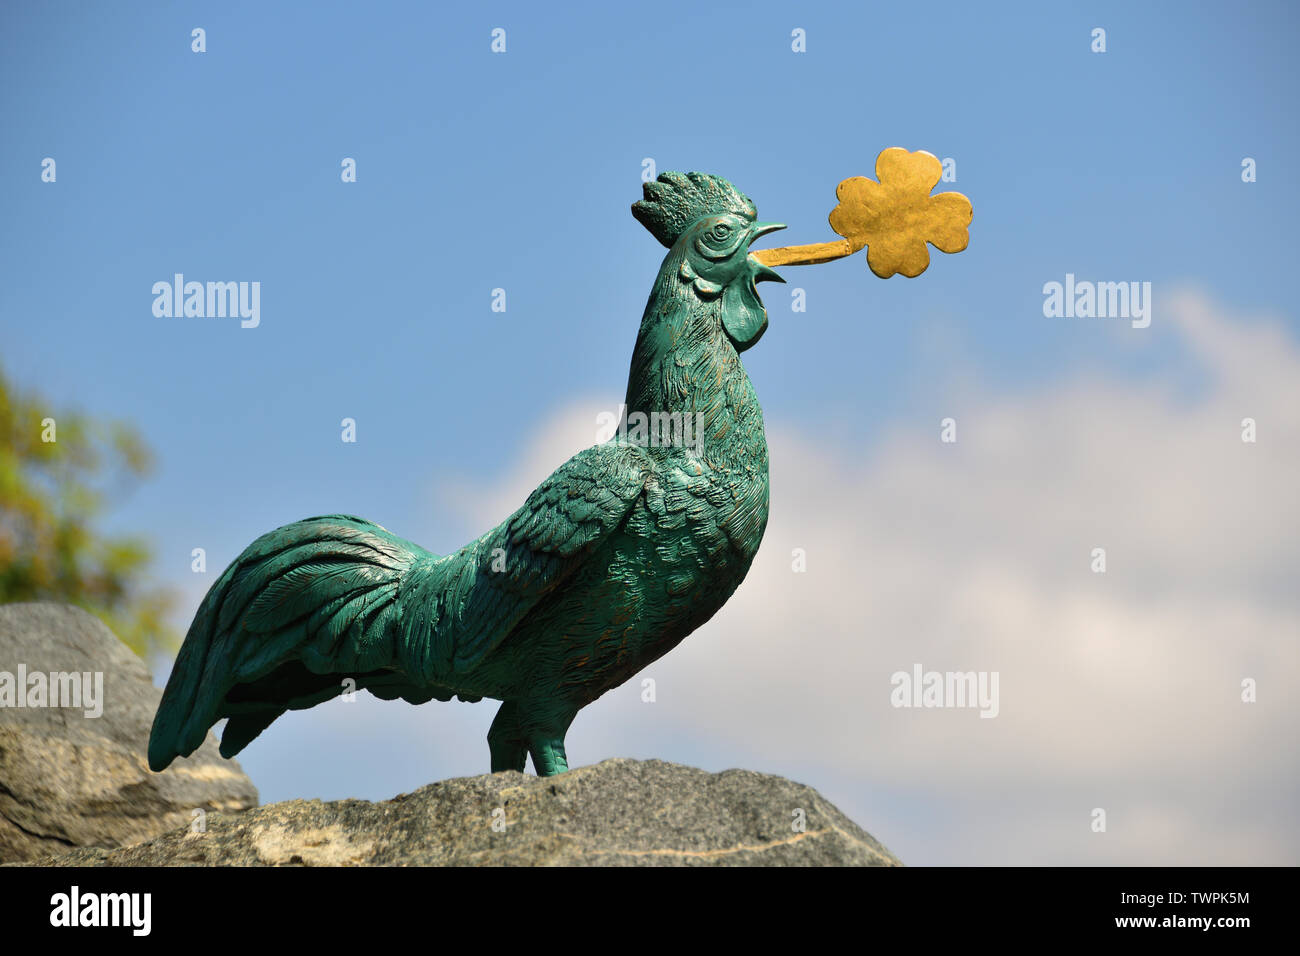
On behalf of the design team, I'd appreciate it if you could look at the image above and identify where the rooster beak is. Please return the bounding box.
[750,222,787,242]
[749,222,787,283]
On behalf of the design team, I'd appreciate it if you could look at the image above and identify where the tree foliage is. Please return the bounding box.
[0,367,176,657]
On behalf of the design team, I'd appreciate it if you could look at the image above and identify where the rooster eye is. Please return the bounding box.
[694,219,743,260]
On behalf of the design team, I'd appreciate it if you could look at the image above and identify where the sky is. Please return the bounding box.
[1,0,1296,865]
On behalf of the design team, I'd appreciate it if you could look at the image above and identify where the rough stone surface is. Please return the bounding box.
[31,758,901,866]
[0,602,258,863]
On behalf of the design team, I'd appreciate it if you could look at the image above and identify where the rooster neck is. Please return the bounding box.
[622,264,767,470]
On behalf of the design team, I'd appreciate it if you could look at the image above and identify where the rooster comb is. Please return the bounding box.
[632,171,757,249]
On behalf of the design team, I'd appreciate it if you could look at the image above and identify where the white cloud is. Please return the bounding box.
[443,289,1299,865]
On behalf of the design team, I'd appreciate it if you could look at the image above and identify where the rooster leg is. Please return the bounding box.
[527,736,569,777]
[520,708,577,776]
[487,701,527,773]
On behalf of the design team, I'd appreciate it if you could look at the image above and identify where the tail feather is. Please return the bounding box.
[147,514,436,771]
[218,710,284,758]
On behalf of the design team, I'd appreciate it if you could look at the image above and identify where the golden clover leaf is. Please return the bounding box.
[828,148,972,278]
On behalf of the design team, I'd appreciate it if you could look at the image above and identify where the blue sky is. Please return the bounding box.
[2,1,1297,864]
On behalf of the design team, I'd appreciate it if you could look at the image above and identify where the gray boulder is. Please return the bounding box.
[0,602,258,862]
[29,757,899,866]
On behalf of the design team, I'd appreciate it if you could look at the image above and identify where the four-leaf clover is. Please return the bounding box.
[828,148,972,278]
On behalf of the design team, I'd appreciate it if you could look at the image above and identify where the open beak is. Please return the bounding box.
[748,222,787,283]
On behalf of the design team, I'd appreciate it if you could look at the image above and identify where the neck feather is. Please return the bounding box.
[622,256,766,471]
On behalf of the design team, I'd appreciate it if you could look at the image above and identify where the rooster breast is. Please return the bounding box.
[475,441,770,709]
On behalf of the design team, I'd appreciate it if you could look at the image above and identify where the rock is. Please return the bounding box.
[25,757,899,866]
[0,602,258,863]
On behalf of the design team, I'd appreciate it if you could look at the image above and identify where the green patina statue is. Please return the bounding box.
[149,155,971,777]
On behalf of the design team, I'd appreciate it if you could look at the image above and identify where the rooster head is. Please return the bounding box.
[632,172,785,352]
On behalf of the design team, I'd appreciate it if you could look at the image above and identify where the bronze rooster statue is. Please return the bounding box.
[150,172,786,776]
[149,154,971,777]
